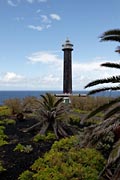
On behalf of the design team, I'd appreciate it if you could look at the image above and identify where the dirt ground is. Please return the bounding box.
[0,117,53,180]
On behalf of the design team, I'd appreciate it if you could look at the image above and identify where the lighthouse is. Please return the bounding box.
[62,39,73,94]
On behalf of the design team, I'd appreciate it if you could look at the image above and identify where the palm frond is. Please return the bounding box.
[47,93,55,107]
[100,36,120,42]
[107,139,120,167]
[85,75,120,88]
[87,86,120,95]
[40,94,48,103]
[100,29,120,37]
[115,46,120,53]
[100,29,120,42]
[104,106,120,120]
[54,97,63,107]
[81,117,118,149]
[111,161,120,180]
[101,62,120,69]
[40,101,50,111]
[85,97,120,119]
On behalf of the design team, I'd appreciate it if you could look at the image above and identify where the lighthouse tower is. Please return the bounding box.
[62,39,73,94]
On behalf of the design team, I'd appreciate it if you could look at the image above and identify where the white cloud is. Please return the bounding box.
[7,0,17,6]
[27,51,62,65]
[28,25,43,31]
[72,60,120,90]
[50,14,61,21]
[7,0,47,6]
[26,52,120,90]
[1,72,24,83]
[41,15,51,23]
[41,74,60,85]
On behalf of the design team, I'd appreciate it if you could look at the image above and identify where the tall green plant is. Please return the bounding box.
[24,93,71,139]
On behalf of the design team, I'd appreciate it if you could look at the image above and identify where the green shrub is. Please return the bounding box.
[18,170,34,180]
[51,136,80,152]
[0,161,6,172]
[45,132,56,141]
[4,118,16,125]
[19,136,106,180]
[14,143,25,152]
[72,108,88,114]
[33,132,56,143]
[69,115,80,126]
[0,138,8,146]
[14,143,33,153]
[33,134,45,142]
[0,120,5,125]
[0,126,8,146]
[0,125,5,131]
[0,106,12,117]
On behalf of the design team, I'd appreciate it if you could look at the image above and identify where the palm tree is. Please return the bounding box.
[24,93,72,139]
[82,29,120,179]
[85,29,120,120]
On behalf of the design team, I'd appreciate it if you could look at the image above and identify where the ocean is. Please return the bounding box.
[0,90,119,105]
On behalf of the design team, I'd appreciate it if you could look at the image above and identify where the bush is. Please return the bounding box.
[14,143,33,153]
[4,98,22,114]
[4,118,16,125]
[70,96,112,111]
[19,136,106,180]
[0,126,8,146]
[68,114,80,126]
[33,132,56,142]
[0,161,6,172]
[0,106,12,117]
[18,170,34,180]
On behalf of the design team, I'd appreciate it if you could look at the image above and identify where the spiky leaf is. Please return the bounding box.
[107,139,120,166]
[101,62,120,69]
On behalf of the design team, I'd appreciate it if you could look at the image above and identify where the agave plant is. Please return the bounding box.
[82,29,120,179]
[24,93,71,139]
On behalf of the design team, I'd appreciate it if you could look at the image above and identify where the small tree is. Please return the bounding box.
[24,93,74,139]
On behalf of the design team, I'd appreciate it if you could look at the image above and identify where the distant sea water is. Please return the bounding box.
[0,90,119,105]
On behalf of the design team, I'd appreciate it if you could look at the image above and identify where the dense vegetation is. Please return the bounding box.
[19,136,105,180]
[0,94,116,180]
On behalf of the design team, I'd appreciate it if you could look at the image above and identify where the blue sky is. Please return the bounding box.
[0,0,120,91]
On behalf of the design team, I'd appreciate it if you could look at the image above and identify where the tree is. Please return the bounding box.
[24,93,73,139]
[82,29,120,179]
[85,29,120,120]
